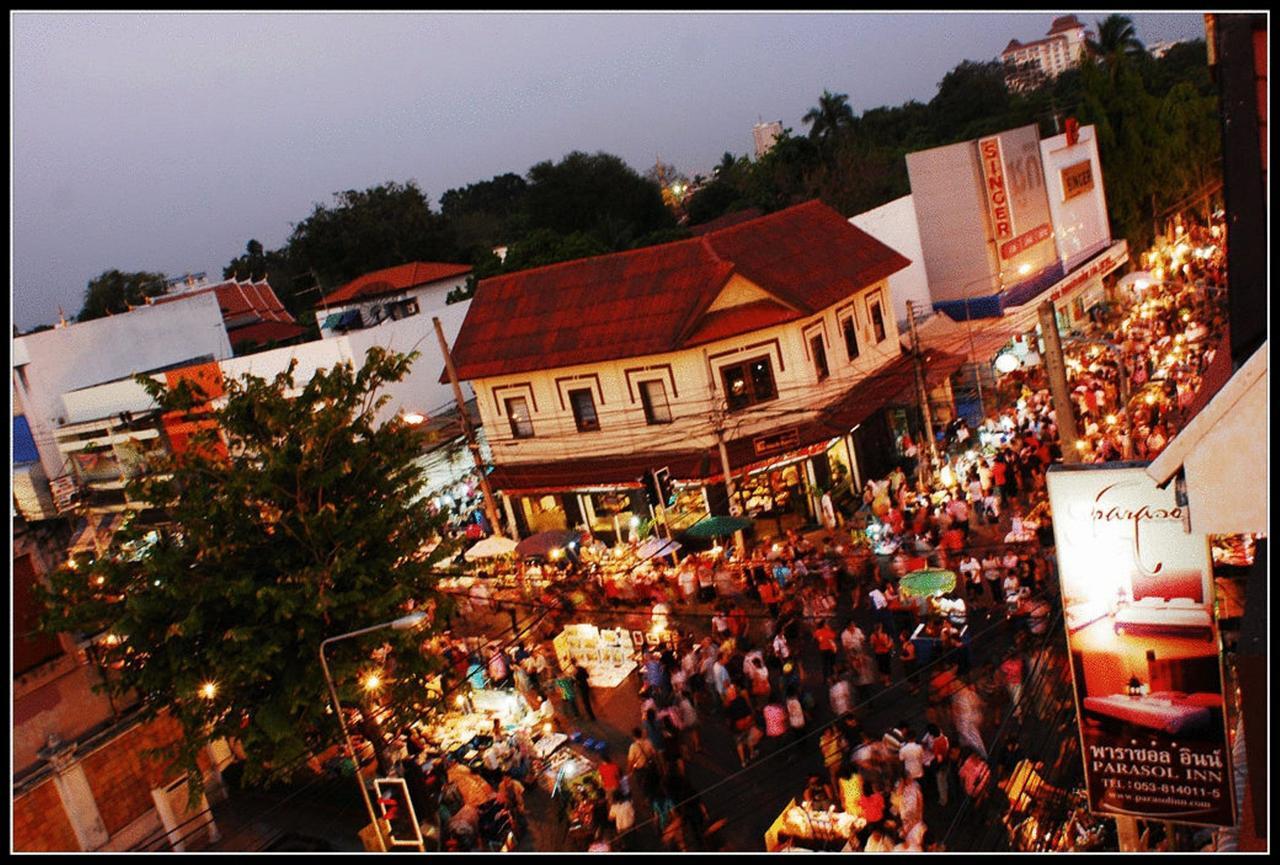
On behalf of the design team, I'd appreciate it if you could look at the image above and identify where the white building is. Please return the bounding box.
[753,120,783,158]
[848,195,932,331]
[1001,14,1091,91]
[315,261,471,338]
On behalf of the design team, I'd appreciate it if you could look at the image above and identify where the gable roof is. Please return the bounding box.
[320,261,473,306]
[449,200,910,381]
[152,278,296,325]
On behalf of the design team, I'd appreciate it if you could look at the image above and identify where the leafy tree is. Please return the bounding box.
[439,172,530,250]
[500,228,609,273]
[684,178,749,225]
[746,128,822,212]
[222,241,318,320]
[286,181,464,290]
[802,89,856,147]
[523,151,676,249]
[38,347,454,799]
[78,269,169,322]
[1087,14,1145,66]
[929,60,1011,141]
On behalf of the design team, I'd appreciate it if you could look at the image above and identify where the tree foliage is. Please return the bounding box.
[802,89,856,147]
[78,269,169,322]
[523,151,676,249]
[38,347,454,798]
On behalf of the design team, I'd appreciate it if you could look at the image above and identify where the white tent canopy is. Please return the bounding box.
[463,535,518,562]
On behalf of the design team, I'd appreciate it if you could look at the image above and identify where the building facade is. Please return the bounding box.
[449,201,963,539]
[753,120,783,158]
[315,261,471,338]
[1001,14,1090,92]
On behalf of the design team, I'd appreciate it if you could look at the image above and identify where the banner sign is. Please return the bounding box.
[1046,465,1236,827]
[753,428,801,457]
[978,136,1014,243]
[1061,159,1095,201]
[999,223,1054,260]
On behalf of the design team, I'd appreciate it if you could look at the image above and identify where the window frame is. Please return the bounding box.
[720,355,778,412]
[504,396,535,439]
[868,295,887,343]
[639,379,673,425]
[841,315,860,361]
[568,387,600,433]
[810,333,830,381]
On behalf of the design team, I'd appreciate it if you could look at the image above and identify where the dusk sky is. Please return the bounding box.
[12,11,1207,330]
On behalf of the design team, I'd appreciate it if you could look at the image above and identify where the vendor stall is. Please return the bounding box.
[764,798,866,852]
[552,623,637,688]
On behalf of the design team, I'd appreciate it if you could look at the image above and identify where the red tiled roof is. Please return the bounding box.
[486,349,966,494]
[152,279,298,326]
[682,299,802,347]
[688,208,764,236]
[1048,15,1083,34]
[450,200,910,381]
[227,320,308,350]
[320,261,472,306]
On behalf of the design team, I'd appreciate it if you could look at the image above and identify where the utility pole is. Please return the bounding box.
[905,300,939,476]
[433,316,505,538]
[1037,300,1082,463]
[712,423,746,553]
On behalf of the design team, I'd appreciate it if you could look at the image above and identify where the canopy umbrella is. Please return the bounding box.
[635,536,681,560]
[515,529,580,559]
[899,568,957,598]
[463,535,519,562]
[1117,270,1156,290]
[683,515,753,539]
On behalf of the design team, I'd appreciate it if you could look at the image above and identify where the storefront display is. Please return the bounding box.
[552,623,637,688]
[764,798,865,852]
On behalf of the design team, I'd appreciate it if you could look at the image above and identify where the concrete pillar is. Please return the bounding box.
[40,738,109,851]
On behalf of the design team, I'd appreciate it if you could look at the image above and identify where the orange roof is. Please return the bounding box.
[320,261,472,306]
[152,279,297,326]
[449,200,910,381]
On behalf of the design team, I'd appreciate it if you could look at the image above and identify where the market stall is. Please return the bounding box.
[552,623,637,688]
[764,798,866,852]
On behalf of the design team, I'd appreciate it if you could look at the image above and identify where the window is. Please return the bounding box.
[869,298,887,343]
[841,316,860,361]
[810,334,829,381]
[387,298,420,320]
[720,356,777,411]
[505,396,534,439]
[568,388,600,432]
[639,379,672,425]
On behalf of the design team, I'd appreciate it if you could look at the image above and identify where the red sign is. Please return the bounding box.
[1065,116,1081,146]
[999,222,1053,260]
[978,137,1014,241]
[753,428,801,457]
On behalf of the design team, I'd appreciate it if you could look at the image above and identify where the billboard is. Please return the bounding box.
[1046,464,1236,827]
[1040,124,1112,271]
[979,125,1056,273]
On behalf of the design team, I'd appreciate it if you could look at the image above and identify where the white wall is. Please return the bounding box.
[1039,124,1112,272]
[316,276,469,339]
[13,293,232,480]
[849,196,932,329]
[471,279,902,469]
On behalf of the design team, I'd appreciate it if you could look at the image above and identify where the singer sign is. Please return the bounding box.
[978,136,1014,243]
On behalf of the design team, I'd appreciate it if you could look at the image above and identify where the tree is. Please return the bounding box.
[286,181,464,290]
[499,228,609,272]
[78,269,169,321]
[523,151,676,250]
[1087,14,1145,66]
[929,60,1011,142]
[802,89,856,147]
[38,347,454,799]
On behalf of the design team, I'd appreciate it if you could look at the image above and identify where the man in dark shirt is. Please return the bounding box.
[573,663,596,720]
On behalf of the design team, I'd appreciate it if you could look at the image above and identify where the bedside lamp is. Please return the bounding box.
[1127,676,1144,698]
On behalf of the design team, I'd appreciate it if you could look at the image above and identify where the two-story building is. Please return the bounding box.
[315,261,472,337]
[448,200,964,539]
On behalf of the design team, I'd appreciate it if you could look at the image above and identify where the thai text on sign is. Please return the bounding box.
[999,223,1053,261]
[978,136,1014,241]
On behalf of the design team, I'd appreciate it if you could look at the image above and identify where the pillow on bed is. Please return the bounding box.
[1166,597,1201,608]
[1180,693,1223,708]
[1134,596,1165,607]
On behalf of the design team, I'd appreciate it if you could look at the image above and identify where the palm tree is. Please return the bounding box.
[1087,14,1145,67]
[802,89,856,146]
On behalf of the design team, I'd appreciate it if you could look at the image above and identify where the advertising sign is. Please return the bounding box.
[999,223,1054,260]
[373,777,424,849]
[1061,160,1095,201]
[1046,465,1236,827]
[977,136,1014,243]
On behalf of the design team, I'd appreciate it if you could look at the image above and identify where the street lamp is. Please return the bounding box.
[319,611,428,852]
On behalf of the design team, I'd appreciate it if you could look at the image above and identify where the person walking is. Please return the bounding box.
[898,630,919,695]
[573,663,596,721]
[870,622,894,688]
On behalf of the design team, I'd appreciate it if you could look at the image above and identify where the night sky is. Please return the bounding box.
[12,11,1206,329]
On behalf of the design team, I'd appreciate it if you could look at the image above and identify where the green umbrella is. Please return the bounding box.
[683,514,753,539]
[899,568,957,598]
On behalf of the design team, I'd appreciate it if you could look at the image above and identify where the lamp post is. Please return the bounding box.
[319,611,428,853]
